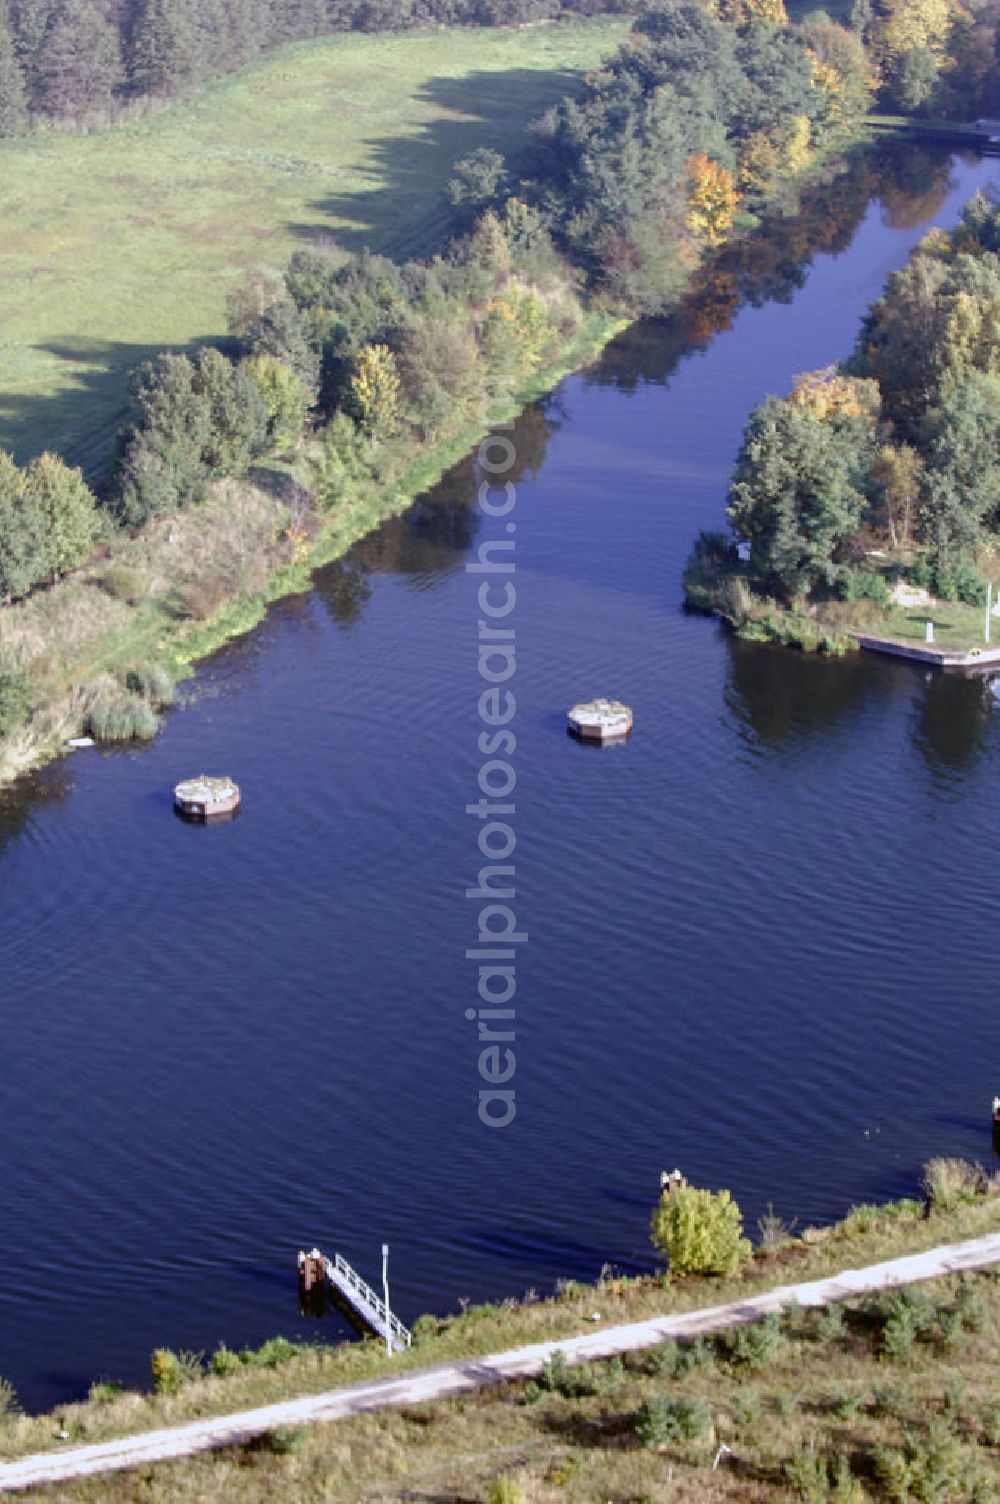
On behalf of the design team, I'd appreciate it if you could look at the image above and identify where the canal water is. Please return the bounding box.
[1,147,998,1410]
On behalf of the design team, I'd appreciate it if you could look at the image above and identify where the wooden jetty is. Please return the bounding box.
[174,775,241,821]
[852,633,1000,672]
[297,1248,411,1352]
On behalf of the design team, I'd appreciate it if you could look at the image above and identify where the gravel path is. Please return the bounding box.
[3,1230,1000,1494]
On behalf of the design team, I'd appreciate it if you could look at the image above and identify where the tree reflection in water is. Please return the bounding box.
[724,629,998,777]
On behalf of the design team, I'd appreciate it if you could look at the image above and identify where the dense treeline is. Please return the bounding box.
[686,195,1000,618]
[858,0,1000,116]
[0,0,633,135]
[525,0,872,306]
[117,199,586,529]
[528,0,1000,307]
[0,0,996,137]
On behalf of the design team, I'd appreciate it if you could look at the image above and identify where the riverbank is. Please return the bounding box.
[0,309,627,792]
[684,562,1000,663]
[2,1168,1000,1498]
[7,1233,1000,1496]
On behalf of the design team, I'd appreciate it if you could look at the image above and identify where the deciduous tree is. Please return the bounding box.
[21,451,98,577]
[347,343,400,441]
[684,154,739,245]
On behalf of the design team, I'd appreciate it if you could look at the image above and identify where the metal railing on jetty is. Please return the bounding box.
[297,1248,411,1352]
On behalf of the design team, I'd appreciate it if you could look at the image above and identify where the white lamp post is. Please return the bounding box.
[382,1242,392,1356]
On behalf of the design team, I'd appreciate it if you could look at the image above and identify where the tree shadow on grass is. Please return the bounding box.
[287,65,586,259]
[0,333,229,481]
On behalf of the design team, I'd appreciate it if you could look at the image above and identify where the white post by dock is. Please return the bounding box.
[926,621,934,644]
[987,581,993,645]
[382,1243,392,1357]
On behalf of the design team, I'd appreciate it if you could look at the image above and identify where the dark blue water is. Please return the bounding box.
[1,148,998,1411]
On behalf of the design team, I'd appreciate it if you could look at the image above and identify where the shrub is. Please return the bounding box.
[731,1387,761,1427]
[210,1345,242,1378]
[934,554,987,607]
[87,1381,122,1404]
[150,1348,203,1393]
[840,1203,882,1238]
[872,1382,913,1419]
[869,1287,938,1360]
[816,1303,845,1342]
[677,1338,716,1375]
[651,1183,752,1278]
[592,1355,624,1397]
[682,528,739,613]
[635,1394,711,1448]
[100,561,143,604]
[939,1310,965,1350]
[785,1447,831,1503]
[486,1477,525,1504]
[874,1415,984,1504]
[650,1338,684,1377]
[86,687,159,743]
[757,1202,798,1252]
[923,1157,987,1211]
[720,1313,782,1370]
[538,1351,572,1395]
[239,1336,306,1369]
[830,1457,869,1503]
[955,1276,988,1333]
[831,1385,864,1420]
[181,574,230,621]
[943,1377,969,1417]
[0,653,31,740]
[880,1309,917,1362]
[0,1377,19,1420]
[776,1390,801,1418]
[545,1452,581,1486]
[980,1402,1000,1446]
[840,566,890,605]
[125,662,175,709]
[263,1426,306,1456]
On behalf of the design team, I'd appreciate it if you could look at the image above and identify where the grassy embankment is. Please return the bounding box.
[5,1166,1000,1500]
[0,308,626,787]
[0,17,628,475]
[685,553,1000,658]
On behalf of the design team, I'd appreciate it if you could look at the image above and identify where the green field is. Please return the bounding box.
[0,18,626,474]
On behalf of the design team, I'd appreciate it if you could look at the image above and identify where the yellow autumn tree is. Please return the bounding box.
[720,0,788,21]
[348,344,400,443]
[781,115,814,177]
[482,282,550,378]
[807,50,846,125]
[873,0,958,67]
[737,130,781,196]
[685,156,739,246]
[871,442,923,548]
[788,365,881,422]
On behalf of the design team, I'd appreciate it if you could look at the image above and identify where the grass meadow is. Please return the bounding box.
[0,18,627,474]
